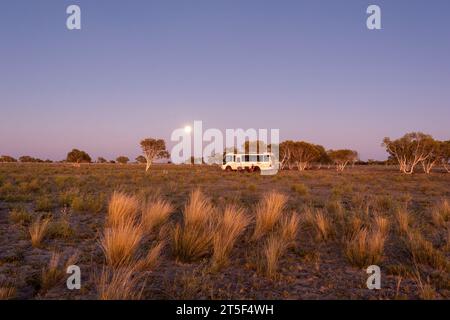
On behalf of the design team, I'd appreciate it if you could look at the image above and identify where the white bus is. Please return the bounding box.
[221,152,278,173]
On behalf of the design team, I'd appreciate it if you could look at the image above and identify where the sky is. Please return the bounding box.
[1,0,449,161]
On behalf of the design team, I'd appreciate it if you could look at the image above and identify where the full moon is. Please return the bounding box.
[184,125,192,133]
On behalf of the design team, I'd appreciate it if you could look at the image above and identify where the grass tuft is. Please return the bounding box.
[141,197,174,233]
[173,189,215,262]
[211,205,249,271]
[101,219,143,268]
[107,191,139,228]
[253,192,287,240]
[29,216,51,248]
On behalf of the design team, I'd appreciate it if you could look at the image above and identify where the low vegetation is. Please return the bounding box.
[0,163,449,299]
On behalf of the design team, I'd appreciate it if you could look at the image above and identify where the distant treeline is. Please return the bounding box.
[1,132,449,175]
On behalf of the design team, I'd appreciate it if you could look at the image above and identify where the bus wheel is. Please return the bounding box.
[253,166,261,173]
[225,166,232,172]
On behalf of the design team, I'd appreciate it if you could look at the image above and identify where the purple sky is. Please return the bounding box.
[1,0,450,161]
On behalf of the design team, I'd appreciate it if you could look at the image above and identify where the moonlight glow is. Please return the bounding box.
[184,125,192,134]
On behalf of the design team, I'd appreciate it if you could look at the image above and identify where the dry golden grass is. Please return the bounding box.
[41,252,78,292]
[406,230,448,271]
[395,208,410,235]
[314,210,332,241]
[173,189,215,262]
[29,216,50,248]
[41,252,63,291]
[107,191,139,228]
[0,285,16,300]
[261,235,287,278]
[412,268,437,300]
[97,265,144,300]
[431,199,450,228]
[136,241,165,271]
[374,215,390,236]
[345,226,387,268]
[446,224,450,251]
[141,197,174,233]
[303,208,332,242]
[277,212,300,248]
[340,213,364,241]
[253,192,287,240]
[101,219,143,267]
[211,205,249,271]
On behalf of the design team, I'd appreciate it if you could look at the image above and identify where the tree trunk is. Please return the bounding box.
[422,160,436,174]
[297,162,308,171]
[145,160,152,172]
[444,163,450,173]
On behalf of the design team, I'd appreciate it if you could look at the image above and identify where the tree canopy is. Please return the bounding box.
[328,149,358,171]
[116,156,130,164]
[0,155,17,163]
[140,138,170,171]
[383,132,437,174]
[66,149,91,163]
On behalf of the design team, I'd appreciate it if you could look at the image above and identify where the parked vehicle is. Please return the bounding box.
[221,153,278,173]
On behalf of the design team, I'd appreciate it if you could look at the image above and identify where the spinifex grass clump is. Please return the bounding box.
[211,205,249,271]
[29,216,51,248]
[277,212,300,248]
[97,265,144,300]
[101,218,143,268]
[173,189,216,262]
[101,192,143,267]
[261,234,288,278]
[253,192,287,240]
[345,217,389,268]
[302,208,332,242]
[141,197,174,233]
[107,191,139,228]
[431,199,450,228]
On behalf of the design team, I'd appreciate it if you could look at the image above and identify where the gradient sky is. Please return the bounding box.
[1,0,449,161]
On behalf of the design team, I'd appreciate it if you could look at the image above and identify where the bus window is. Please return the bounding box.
[244,155,250,162]
[249,155,257,162]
